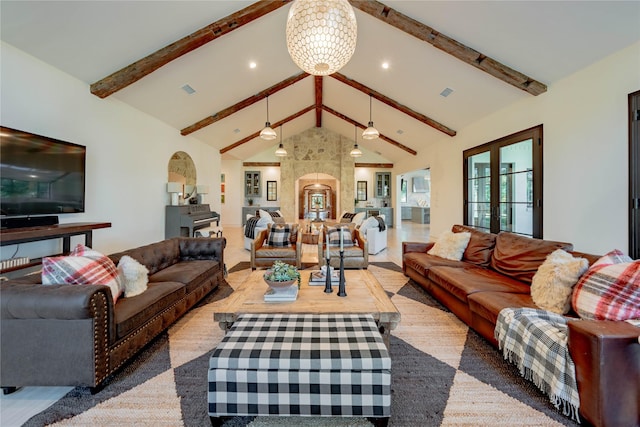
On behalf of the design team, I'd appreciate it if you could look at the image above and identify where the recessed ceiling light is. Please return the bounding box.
[396,129,404,135]
[382,62,389,69]
[181,84,196,95]
[233,128,241,134]
[249,62,257,69]
[440,87,454,97]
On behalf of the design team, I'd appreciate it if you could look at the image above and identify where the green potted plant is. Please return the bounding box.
[263,261,301,290]
[247,198,254,206]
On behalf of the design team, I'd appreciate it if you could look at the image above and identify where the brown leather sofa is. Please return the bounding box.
[1,237,225,392]
[402,225,639,427]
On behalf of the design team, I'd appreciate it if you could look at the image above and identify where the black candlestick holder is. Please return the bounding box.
[324,254,333,293]
[337,250,347,297]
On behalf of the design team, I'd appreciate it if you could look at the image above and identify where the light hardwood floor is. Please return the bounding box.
[0,221,430,427]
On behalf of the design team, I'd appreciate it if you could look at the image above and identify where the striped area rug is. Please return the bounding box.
[23,262,576,427]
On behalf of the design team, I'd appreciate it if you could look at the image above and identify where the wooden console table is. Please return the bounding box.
[0,222,111,273]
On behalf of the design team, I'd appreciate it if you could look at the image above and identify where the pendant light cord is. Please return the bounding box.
[266,96,270,122]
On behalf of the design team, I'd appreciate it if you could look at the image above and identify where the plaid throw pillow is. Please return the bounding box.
[42,243,122,303]
[326,226,353,247]
[267,224,291,247]
[572,249,640,321]
[340,212,356,223]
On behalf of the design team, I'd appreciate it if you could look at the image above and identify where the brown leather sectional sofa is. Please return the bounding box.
[402,225,639,427]
[1,237,225,392]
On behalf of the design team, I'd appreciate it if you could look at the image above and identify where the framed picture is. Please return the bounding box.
[357,181,367,201]
[267,181,277,201]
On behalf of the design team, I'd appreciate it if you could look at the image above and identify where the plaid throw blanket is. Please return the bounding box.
[495,308,580,423]
[244,216,260,238]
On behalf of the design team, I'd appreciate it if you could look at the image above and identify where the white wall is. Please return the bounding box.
[0,42,221,261]
[396,42,640,254]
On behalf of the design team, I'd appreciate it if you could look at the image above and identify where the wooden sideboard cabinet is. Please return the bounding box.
[0,222,112,273]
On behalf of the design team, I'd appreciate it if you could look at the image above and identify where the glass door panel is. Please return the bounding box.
[499,139,533,236]
[467,151,491,231]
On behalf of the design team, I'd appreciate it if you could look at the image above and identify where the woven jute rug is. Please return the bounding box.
[23,262,576,427]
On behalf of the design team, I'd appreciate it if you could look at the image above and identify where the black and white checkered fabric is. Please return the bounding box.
[266,224,291,247]
[208,313,391,418]
[326,226,353,247]
[495,308,580,422]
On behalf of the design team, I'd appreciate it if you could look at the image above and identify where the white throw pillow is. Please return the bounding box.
[427,230,471,261]
[352,211,366,226]
[256,210,274,225]
[359,216,379,233]
[531,249,588,314]
[117,255,150,298]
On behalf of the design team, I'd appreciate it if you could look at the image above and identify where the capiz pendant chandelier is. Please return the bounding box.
[286,0,357,76]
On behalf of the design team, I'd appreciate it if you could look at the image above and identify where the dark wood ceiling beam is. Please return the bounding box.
[90,1,292,98]
[355,163,393,168]
[315,76,323,127]
[220,104,315,154]
[181,72,309,136]
[322,105,417,156]
[331,73,456,137]
[243,162,280,167]
[350,0,547,96]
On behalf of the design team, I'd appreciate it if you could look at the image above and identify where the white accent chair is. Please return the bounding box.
[360,214,387,255]
[242,214,272,250]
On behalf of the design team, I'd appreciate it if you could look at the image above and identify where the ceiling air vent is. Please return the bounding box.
[440,87,454,98]
[181,84,196,95]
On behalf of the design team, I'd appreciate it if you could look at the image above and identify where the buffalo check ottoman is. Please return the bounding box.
[208,313,391,426]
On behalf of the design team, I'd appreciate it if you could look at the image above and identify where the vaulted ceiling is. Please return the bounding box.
[1,1,639,165]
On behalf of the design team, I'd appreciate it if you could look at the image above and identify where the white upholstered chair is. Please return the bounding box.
[360,214,388,255]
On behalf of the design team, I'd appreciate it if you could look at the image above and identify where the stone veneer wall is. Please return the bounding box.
[279,127,354,222]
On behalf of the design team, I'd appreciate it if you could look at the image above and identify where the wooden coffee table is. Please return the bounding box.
[214,269,400,347]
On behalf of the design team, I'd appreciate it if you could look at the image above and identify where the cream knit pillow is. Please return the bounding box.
[117,255,150,298]
[427,230,471,261]
[531,249,588,314]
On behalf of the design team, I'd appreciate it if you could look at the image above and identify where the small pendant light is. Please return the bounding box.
[260,96,277,140]
[350,124,362,158]
[275,125,287,157]
[362,95,379,140]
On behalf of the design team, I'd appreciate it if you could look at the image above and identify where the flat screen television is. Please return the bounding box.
[0,126,86,217]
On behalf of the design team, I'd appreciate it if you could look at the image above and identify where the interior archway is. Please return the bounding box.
[296,173,338,220]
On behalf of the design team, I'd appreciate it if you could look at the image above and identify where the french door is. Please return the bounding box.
[630,90,640,258]
[463,125,543,238]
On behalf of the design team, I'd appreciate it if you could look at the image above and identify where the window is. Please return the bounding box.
[400,179,407,203]
[463,125,543,238]
[356,181,367,201]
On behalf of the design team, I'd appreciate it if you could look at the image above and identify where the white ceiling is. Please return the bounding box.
[2,1,639,163]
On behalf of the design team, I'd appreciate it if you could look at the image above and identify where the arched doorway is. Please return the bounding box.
[301,183,334,220]
[296,173,338,220]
